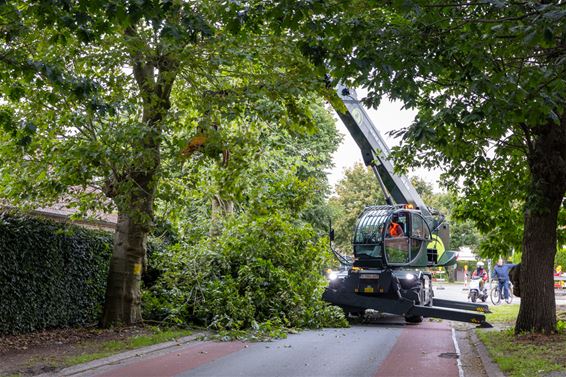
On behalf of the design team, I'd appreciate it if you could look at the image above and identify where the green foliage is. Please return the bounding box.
[143,96,345,334]
[1,0,336,325]
[143,212,348,331]
[0,212,112,335]
[411,177,481,251]
[299,1,566,254]
[554,247,566,270]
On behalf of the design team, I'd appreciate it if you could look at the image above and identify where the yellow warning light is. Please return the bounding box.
[405,204,414,209]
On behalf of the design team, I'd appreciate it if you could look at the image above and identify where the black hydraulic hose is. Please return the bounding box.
[330,242,352,266]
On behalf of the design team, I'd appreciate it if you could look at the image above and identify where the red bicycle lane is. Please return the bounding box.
[375,321,459,377]
[93,341,248,377]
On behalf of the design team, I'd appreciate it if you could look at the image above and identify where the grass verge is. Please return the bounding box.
[62,327,193,367]
[485,303,520,324]
[477,329,566,377]
[478,304,566,377]
[7,327,194,376]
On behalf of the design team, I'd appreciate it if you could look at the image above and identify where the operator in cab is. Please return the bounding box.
[472,261,488,291]
[388,215,404,237]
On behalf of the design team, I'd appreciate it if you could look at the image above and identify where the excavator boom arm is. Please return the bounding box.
[334,84,432,220]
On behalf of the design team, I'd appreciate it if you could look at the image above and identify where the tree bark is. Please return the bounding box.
[517,207,560,333]
[101,30,177,326]
[515,118,566,334]
[101,211,148,326]
[101,160,158,327]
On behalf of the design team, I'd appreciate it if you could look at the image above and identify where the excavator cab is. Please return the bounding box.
[353,206,450,268]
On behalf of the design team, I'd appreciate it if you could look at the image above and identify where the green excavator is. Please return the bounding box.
[324,84,491,327]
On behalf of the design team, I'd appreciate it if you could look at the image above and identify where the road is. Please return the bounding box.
[88,320,459,377]
[65,284,505,377]
[434,281,566,305]
[62,282,566,377]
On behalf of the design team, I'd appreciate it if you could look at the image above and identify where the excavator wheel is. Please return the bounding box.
[405,315,423,324]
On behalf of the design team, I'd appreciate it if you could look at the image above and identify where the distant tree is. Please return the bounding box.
[329,163,385,254]
[411,177,480,251]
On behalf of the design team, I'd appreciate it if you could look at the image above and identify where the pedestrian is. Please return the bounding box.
[492,258,517,302]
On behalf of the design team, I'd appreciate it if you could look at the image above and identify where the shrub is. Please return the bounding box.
[0,212,113,335]
[143,212,347,331]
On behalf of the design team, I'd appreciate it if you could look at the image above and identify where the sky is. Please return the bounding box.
[326,94,442,192]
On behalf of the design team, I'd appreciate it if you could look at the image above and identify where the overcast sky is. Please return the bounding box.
[326,95,442,192]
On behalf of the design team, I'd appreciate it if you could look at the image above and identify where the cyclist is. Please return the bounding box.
[492,258,516,302]
[472,261,488,291]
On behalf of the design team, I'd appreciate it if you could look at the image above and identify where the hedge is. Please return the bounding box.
[0,212,113,335]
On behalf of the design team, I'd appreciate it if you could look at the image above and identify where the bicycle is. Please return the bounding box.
[490,280,513,305]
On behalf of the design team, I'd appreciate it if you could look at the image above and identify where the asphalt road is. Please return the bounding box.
[75,283,502,377]
[48,283,566,377]
[434,281,566,305]
[178,326,402,377]
[90,318,460,377]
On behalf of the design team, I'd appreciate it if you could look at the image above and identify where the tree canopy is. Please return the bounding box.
[0,0,334,326]
[235,0,566,333]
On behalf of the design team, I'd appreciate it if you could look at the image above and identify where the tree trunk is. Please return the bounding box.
[101,211,148,326]
[516,208,560,333]
[100,26,177,327]
[515,118,566,334]
[101,166,157,327]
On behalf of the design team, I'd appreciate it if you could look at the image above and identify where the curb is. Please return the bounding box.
[38,331,208,377]
[470,330,505,377]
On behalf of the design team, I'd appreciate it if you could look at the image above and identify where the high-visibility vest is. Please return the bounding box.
[389,222,403,237]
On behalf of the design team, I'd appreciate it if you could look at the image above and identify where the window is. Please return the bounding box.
[385,237,410,263]
[409,214,431,262]
[411,214,431,240]
[384,212,409,264]
[353,208,389,259]
[411,215,424,238]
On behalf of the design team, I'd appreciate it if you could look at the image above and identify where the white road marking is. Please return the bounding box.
[451,327,465,377]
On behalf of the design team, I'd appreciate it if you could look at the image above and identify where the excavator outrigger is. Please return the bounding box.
[324,84,492,327]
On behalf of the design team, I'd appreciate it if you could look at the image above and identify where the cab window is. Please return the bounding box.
[409,214,431,261]
[384,213,410,264]
[411,215,430,240]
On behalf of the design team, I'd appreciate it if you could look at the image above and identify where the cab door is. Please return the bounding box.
[409,213,432,265]
[383,212,410,264]
[383,211,431,266]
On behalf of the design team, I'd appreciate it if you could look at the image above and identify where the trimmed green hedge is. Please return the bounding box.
[0,212,113,335]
